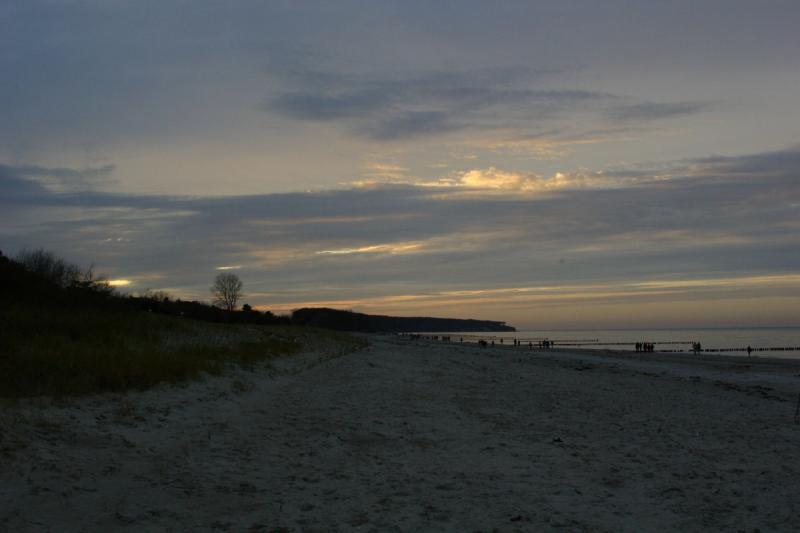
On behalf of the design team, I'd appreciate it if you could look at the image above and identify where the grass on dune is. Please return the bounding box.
[0,252,366,398]
[0,302,359,398]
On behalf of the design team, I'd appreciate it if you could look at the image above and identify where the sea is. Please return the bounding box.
[426,328,800,359]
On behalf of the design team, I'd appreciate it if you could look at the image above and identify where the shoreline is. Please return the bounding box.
[408,329,800,360]
[409,335,800,369]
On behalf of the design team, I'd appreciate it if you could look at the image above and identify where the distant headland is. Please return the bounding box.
[291,307,515,333]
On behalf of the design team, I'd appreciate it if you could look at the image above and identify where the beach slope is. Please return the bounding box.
[2,336,799,531]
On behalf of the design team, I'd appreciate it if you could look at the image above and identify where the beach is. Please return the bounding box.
[2,336,800,532]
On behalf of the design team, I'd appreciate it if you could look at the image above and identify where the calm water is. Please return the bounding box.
[428,328,800,359]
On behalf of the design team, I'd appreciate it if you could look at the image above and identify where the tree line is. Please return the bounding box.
[3,248,515,332]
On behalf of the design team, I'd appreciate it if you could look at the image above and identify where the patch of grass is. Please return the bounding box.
[0,301,314,397]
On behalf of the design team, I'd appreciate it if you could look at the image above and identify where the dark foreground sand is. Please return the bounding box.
[2,336,800,532]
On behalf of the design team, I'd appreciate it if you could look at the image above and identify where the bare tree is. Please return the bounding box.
[15,248,114,292]
[16,248,80,287]
[211,272,243,311]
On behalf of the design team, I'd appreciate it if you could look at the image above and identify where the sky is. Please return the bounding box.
[2,1,799,329]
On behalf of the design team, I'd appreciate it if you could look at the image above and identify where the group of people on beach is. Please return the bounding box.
[635,342,655,352]
[509,338,551,349]
[405,335,556,350]
[474,338,551,350]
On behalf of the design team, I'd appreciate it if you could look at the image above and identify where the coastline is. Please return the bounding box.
[2,334,800,531]
[435,340,800,372]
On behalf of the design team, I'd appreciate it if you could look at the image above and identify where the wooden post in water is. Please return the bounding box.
[795,393,800,425]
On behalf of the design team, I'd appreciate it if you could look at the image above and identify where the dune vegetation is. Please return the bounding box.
[0,250,364,397]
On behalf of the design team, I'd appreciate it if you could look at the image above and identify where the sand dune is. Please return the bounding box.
[2,336,800,531]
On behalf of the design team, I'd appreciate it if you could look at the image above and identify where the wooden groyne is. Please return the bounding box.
[399,333,800,354]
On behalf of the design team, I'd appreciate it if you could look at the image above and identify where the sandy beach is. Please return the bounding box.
[2,335,800,532]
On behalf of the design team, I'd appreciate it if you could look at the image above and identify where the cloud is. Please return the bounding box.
[2,0,797,188]
[358,111,458,141]
[267,66,617,141]
[608,101,710,122]
[453,167,628,192]
[316,242,423,255]
[687,144,800,177]
[468,128,637,157]
[0,163,116,192]
[361,162,410,181]
[2,146,799,326]
[268,89,389,121]
[0,164,49,197]
[353,161,655,194]
[266,59,718,148]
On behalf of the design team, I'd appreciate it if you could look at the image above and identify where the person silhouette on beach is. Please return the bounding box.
[747,345,753,357]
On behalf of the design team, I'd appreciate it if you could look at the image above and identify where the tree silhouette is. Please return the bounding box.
[211,272,243,311]
[15,248,111,292]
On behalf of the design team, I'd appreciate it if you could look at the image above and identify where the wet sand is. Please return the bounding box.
[2,335,800,531]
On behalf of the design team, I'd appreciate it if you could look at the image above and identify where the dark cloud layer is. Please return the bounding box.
[2,147,798,321]
[0,165,48,197]
[266,66,624,140]
[0,163,116,192]
[360,111,457,141]
[607,102,710,122]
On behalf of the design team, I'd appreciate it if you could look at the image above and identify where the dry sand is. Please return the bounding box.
[2,335,800,532]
